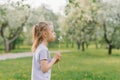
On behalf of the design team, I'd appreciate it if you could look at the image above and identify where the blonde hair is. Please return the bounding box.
[32,21,52,52]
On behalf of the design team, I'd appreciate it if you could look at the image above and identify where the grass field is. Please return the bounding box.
[0,48,120,80]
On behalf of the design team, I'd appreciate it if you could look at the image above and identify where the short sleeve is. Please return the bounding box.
[39,49,48,61]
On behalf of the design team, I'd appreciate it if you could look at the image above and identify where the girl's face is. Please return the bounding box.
[47,25,56,42]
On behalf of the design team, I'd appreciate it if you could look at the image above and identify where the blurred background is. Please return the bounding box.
[0,0,120,80]
[0,0,120,54]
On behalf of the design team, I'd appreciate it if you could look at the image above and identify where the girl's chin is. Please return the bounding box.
[48,38,55,42]
[51,39,55,42]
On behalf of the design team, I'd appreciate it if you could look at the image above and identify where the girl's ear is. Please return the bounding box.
[43,31,48,38]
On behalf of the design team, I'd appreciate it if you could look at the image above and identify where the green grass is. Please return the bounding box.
[0,57,32,80]
[52,49,120,80]
[0,48,120,80]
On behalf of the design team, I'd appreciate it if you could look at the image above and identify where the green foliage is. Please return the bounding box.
[0,1,60,51]
[62,0,100,51]
[96,0,120,52]
[0,0,30,52]
[63,0,120,53]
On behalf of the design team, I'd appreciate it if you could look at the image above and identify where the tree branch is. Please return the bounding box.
[0,21,8,39]
[9,15,29,43]
[103,23,110,43]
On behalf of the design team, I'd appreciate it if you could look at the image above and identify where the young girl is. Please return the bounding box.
[31,21,61,80]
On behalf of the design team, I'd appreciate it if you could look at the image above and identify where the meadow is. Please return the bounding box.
[0,48,120,80]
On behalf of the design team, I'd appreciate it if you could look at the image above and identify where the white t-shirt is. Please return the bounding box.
[31,44,51,80]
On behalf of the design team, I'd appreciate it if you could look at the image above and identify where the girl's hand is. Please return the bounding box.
[54,51,61,64]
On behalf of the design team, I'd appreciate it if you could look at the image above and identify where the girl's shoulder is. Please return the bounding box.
[35,44,49,53]
[38,44,48,50]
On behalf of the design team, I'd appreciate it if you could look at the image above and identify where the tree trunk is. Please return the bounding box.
[3,39,16,52]
[103,23,113,55]
[4,40,10,52]
[77,41,80,50]
[95,42,98,49]
[108,43,112,55]
[85,42,89,49]
[82,42,85,51]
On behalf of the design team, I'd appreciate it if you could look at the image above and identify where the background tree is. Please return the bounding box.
[96,0,120,54]
[0,0,30,52]
[62,0,98,51]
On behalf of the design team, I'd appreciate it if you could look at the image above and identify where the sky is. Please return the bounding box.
[27,0,67,15]
[0,0,67,15]
[0,0,112,15]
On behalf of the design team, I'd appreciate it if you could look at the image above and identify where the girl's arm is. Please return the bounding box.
[40,52,61,73]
